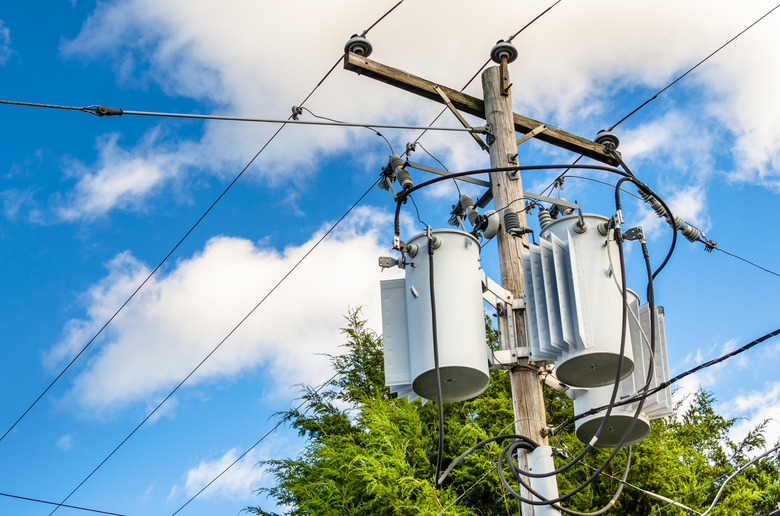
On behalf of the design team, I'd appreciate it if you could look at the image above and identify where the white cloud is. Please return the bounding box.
[46,207,403,414]
[53,131,200,221]
[721,382,780,450]
[56,433,75,451]
[0,20,12,65]
[170,447,267,502]
[50,0,780,218]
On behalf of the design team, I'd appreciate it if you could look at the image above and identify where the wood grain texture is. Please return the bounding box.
[344,52,618,165]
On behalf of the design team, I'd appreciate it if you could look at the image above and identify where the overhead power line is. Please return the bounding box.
[0,99,488,134]
[48,179,379,515]
[609,2,780,131]
[404,0,565,153]
[0,0,405,451]
[171,371,339,515]
[0,492,125,516]
[541,3,780,196]
[712,245,780,278]
[557,327,780,430]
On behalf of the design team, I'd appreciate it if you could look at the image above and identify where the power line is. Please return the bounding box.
[170,371,339,515]
[0,0,404,450]
[404,0,565,154]
[435,465,499,516]
[609,2,780,131]
[48,179,380,515]
[540,3,780,200]
[556,327,780,430]
[712,245,780,278]
[647,442,780,516]
[0,99,488,134]
[0,491,126,516]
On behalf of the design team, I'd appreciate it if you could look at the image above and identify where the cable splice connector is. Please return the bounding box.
[92,105,123,117]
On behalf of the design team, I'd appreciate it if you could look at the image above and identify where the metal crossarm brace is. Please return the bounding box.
[516,124,548,146]
[432,84,490,151]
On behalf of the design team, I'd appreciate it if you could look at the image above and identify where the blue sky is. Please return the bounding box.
[2,0,780,514]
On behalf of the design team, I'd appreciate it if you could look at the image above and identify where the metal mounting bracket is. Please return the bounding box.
[483,275,529,368]
[432,84,489,152]
[507,125,548,180]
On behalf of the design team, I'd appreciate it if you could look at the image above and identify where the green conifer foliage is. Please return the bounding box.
[248,310,780,516]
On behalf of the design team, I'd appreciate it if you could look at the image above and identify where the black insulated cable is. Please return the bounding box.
[427,227,447,486]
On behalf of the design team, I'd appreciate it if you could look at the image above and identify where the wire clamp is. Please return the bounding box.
[623,226,645,242]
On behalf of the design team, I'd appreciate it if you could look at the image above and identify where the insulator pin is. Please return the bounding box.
[504,211,529,237]
[396,166,413,190]
[538,209,553,229]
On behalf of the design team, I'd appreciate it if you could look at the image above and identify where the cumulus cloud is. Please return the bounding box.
[53,130,203,221]
[46,206,403,414]
[49,0,780,219]
[721,382,780,450]
[169,447,268,503]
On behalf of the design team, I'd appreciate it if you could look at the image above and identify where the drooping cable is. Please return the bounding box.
[170,371,339,515]
[0,492,126,516]
[393,163,633,239]
[696,442,780,516]
[501,446,633,516]
[47,179,380,515]
[0,99,485,135]
[299,106,395,154]
[0,0,404,451]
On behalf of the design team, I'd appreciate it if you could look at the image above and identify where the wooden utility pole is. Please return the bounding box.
[482,63,548,515]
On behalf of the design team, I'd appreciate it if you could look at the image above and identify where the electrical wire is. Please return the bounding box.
[0,99,485,134]
[609,2,780,131]
[46,179,379,515]
[0,122,287,446]
[681,442,780,516]
[1,0,404,474]
[435,464,499,516]
[556,326,780,429]
[427,227,447,485]
[0,492,126,516]
[402,0,565,155]
[408,195,428,228]
[412,142,461,196]
[170,371,339,515]
[299,106,395,154]
[540,4,780,211]
[712,245,780,278]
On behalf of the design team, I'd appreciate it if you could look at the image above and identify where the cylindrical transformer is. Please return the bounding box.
[572,383,650,448]
[405,229,489,402]
[539,213,634,387]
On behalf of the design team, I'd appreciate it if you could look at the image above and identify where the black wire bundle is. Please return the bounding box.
[397,160,675,514]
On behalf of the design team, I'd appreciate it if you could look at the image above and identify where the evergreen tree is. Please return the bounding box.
[248,310,780,515]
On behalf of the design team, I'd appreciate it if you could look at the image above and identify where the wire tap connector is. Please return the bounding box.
[88,105,123,117]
